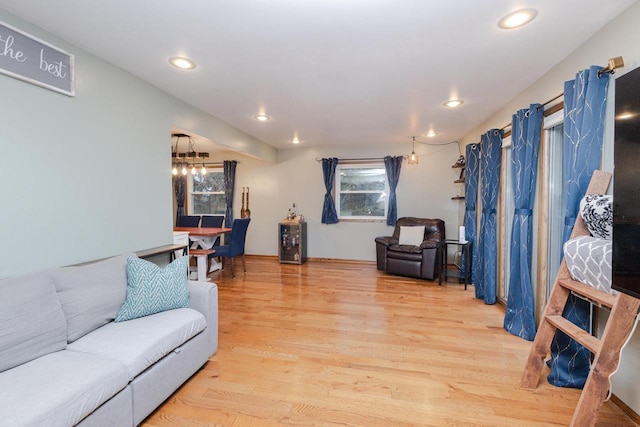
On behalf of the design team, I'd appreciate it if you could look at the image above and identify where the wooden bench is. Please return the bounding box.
[189,249,216,281]
[188,248,215,256]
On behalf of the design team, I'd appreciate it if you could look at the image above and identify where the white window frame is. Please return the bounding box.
[499,135,513,304]
[532,108,564,322]
[187,168,225,215]
[543,109,565,300]
[335,162,388,221]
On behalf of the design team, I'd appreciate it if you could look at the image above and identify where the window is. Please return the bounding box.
[188,169,226,215]
[499,136,513,303]
[534,108,564,321]
[336,163,388,220]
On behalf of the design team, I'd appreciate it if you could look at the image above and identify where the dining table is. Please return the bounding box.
[173,226,232,281]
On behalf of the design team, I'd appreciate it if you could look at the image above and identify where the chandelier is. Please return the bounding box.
[171,133,210,175]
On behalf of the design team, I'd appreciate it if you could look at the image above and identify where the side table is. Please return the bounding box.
[439,239,472,290]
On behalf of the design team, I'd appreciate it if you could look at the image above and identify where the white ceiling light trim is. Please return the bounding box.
[498,8,538,29]
[254,114,270,122]
[169,56,196,70]
[444,99,464,108]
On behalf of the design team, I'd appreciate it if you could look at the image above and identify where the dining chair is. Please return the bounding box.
[200,215,224,228]
[201,215,225,270]
[176,215,201,227]
[208,218,251,278]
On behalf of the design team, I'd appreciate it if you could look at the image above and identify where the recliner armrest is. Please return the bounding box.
[419,239,440,250]
[375,236,398,247]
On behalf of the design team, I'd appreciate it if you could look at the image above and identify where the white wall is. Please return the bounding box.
[461,4,640,148]
[225,142,461,261]
[0,10,275,278]
[460,2,640,414]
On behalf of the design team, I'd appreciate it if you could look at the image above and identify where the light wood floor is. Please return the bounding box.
[142,257,637,426]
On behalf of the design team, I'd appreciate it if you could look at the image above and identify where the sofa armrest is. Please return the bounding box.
[375,236,398,247]
[419,239,440,250]
[188,280,218,356]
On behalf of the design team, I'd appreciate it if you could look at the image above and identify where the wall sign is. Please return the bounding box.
[0,20,75,96]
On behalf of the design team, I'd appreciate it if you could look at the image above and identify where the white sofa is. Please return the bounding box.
[0,253,218,427]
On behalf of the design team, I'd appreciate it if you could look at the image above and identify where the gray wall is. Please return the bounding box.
[0,8,459,277]
[0,10,275,278]
[228,142,461,261]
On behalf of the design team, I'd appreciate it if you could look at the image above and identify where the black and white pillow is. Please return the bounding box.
[580,194,613,240]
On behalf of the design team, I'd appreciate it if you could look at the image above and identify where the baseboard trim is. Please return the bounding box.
[610,393,640,424]
[245,254,376,265]
[244,254,278,261]
[307,257,376,265]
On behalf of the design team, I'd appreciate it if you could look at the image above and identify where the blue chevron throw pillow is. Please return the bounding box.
[115,256,189,322]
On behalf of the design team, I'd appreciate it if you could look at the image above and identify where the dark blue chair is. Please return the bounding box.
[201,215,224,228]
[201,215,225,267]
[176,215,201,227]
[208,218,250,277]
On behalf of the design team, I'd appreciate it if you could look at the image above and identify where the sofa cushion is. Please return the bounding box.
[398,225,425,246]
[387,248,424,261]
[68,307,206,379]
[0,271,67,373]
[52,253,130,342]
[115,256,189,322]
[0,350,129,427]
[388,243,423,254]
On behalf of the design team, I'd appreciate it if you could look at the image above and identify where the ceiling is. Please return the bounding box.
[1,1,636,153]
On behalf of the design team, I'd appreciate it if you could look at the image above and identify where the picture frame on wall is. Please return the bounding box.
[0,20,75,96]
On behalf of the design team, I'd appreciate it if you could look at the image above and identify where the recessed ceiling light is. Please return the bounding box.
[444,99,464,108]
[169,56,196,70]
[498,8,538,29]
[292,137,301,144]
[254,114,270,122]
[426,130,438,138]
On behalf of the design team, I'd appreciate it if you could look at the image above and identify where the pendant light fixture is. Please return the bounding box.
[408,136,419,165]
[171,133,210,176]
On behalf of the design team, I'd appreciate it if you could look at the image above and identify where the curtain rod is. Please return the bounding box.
[314,156,408,162]
[186,161,240,167]
[314,140,458,163]
[499,56,624,132]
[499,93,563,131]
[206,161,240,166]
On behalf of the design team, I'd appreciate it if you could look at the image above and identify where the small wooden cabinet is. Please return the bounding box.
[279,221,307,264]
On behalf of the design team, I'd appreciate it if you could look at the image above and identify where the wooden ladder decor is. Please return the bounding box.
[521,170,640,427]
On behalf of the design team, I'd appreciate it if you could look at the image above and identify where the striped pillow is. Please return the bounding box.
[115,256,189,322]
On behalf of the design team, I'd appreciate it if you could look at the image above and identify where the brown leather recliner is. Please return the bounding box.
[375,217,445,280]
